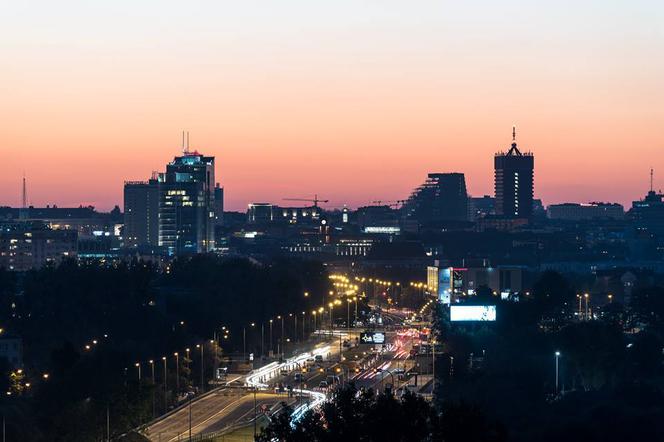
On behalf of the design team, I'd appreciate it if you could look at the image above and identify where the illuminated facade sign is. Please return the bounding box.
[438,267,452,304]
[427,266,439,294]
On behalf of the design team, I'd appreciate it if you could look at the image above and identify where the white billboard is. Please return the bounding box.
[450,305,496,322]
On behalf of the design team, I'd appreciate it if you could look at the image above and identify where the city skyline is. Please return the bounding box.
[3,3,664,441]
[2,129,660,212]
[2,1,663,211]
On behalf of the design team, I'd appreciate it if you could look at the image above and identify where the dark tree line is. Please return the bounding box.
[258,385,506,442]
[0,255,329,441]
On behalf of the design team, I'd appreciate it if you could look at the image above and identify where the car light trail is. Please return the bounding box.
[246,345,332,388]
[290,389,326,425]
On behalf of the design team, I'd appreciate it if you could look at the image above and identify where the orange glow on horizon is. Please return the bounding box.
[1,1,662,210]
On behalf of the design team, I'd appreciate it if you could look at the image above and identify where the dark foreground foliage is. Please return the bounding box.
[258,385,506,442]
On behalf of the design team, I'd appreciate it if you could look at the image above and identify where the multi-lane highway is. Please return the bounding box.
[143,303,434,441]
[143,340,339,441]
[144,388,296,442]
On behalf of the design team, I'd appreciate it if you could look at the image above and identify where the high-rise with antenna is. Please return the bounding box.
[158,135,216,255]
[631,167,664,245]
[124,132,221,254]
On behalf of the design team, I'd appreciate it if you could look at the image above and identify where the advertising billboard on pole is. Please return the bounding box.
[450,305,497,321]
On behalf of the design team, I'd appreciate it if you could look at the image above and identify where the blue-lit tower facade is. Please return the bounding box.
[158,151,217,255]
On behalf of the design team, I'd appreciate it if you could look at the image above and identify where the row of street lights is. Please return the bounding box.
[131,338,219,418]
[239,295,362,362]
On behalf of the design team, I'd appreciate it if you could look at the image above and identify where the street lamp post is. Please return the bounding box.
[261,323,265,358]
[174,352,180,394]
[280,316,285,359]
[288,313,293,343]
[302,312,306,341]
[243,327,247,361]
[555,351,561,394]
[353,297,358,325]
[250,323,256,359]
[584,293,590,320]
[185,348,191,387]
[196,344,204,392]
[162,356,167,411]
[268,319,274,355]
[135,362,141,382]
[311,311,316,339]
[209,339,216,384]
[149,360,155,418]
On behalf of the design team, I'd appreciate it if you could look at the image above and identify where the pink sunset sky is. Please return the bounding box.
[1,1,662,211]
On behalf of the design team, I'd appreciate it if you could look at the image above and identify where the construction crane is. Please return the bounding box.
[371,199,406,208]
[283,194,329,208]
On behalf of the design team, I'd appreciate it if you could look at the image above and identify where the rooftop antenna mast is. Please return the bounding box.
[651,168,654,193]
[506,125,522,156]
[22,173,27,209]
[181,130,191,154]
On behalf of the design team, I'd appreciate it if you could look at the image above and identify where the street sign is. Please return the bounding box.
[360,332,386,344]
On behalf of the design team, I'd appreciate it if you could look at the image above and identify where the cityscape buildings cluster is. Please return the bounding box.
[1,129,663,279]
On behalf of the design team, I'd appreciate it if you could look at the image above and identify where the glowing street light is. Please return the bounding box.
[135,362,141,381]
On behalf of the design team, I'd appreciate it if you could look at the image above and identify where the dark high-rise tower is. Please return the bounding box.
[494,127,534,219]
[402,172,469,225]
[124,177,159,247]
